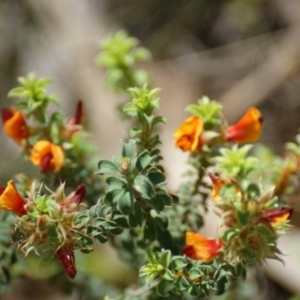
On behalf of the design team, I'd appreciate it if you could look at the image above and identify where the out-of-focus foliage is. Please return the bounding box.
[1,1,300,299]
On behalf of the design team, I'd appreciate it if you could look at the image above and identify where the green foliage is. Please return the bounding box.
[215,145,259,179]
[125,85,165,153]
[253,132,300,204]
[140,250,246,298]
[0,30,297,300]
[15,181,92,256]
[6,73,104,204]
[93,138,173,248]
[0,213,17,292]
[96,30,151,92]
[186,96,222,127]
[9,73,58,120]
[125,85,161,116]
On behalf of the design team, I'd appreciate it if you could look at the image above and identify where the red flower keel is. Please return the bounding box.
[55,246,77,279]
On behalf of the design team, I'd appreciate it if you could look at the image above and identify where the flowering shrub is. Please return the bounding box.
[0,31,297,299]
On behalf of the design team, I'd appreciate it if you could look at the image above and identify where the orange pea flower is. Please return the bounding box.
[174,116,203,152]
[30,140,64,173]
[260,207,292,224]
[1,108,29,144]
[183,232,224,262]
[55,245,76,279]
[0,180,27,215]
[226,107,263,144]
[65,100,83,137]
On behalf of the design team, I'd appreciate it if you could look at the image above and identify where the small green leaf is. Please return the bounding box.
[109,226,123,235]
[95,233,108,243]
[79,234,94,247]
[112,211,129,228]
[156,227,173,249]
[171,256,186,272]
[93,217,107,227]
[132,201,143,226]
[147,169,166,186]
[73,213,90,226]
[89,205,102,218]
[106,177,124,190]
[103,188,124,205]
[28,101,42,111]
[80,247,93,254]
[97,160,120,175]
[247,183,260,199]
[200,281,211,296]
[159,250,171,268]
[188,284,204,297]
[174,276,190,291]
[146,249,157,264]
[213,265,231,281]
[161,192,173,206]
[143,218,157,242]
[136,150,154,171]
[156,279,171,297]
[189,267,202,280]
[130,128,143,138]
[230,263,245,278]
[133,175,155,199]
[102,220,118,231]
[128,201,143,227]
[150,210,168,230]
[122,139,136,159]
[128,212,138,228]
[223,228,239,242]
[151,116,166,127]
[146,194,165,211]
[216,277,229,295]
[163,269,175,281]
[117,190,134,215]
[8,87,25,97]
[237,211,251,226]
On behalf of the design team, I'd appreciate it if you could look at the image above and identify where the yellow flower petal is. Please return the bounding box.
[2,108,29,144]
[50,144,64,172]
[260,207,292,224]
[226,107,263,144]
[30,140,64,173]
[174,116,203,152]
[184,232,224,262]
[0,180,27,215]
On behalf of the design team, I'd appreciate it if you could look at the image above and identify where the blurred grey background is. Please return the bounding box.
[1,0,300,299]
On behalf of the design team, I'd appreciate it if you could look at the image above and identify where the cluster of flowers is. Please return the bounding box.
[0,179,85,278]
[0,99,292,279]
[174,107,263,153]
[1,101,82,172]
[0,101,85,277]
[174,107,291,263]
